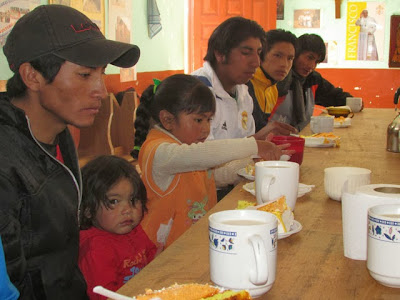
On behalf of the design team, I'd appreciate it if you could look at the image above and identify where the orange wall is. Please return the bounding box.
[106,68,400,109]
[317,68,400,108]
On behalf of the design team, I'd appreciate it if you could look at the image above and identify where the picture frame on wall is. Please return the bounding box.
[389,15,400,68]
[293,9,320,29]
[277,0,284,20]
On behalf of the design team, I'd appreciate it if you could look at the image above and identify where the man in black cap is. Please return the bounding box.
[0,5,140,299]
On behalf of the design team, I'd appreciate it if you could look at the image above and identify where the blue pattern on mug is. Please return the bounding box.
[209,226,237,253]
[368,215,400,243]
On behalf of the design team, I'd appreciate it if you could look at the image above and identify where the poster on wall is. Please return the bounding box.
[277,0,284,20]
[50,0,105,33]
[345,2,385,61]
[389,15,400,68]
[108,0,136,82]
[322,41,339,65]
[0,0,39,47]
[293,9,320,28]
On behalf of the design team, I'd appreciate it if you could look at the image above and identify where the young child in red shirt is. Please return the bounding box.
[78,155,156,299]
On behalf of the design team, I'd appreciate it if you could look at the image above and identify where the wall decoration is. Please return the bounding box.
[389,15,400,68]
[293,9,320,29]
[277,0,284,21]
[50,0,105,34]
[108,0,136,81]
[0,0,40,47]
[345,2,385,62]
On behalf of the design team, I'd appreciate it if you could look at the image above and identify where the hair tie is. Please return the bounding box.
[153,78,162,93]
[133,145,141,151]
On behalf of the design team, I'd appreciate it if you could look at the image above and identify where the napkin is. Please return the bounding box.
[342,184,400,260]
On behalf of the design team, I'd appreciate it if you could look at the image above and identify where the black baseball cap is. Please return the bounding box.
[3,4,140,72]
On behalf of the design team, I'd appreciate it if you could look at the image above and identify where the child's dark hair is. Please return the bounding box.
[79,155,147,230]
[131,74,215,159]
[295,34,326,63]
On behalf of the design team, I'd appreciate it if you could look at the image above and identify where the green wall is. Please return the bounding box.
[277,0,400,69]
[0,0,185,80]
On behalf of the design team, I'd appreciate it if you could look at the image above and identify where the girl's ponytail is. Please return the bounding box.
[131,85,155,159]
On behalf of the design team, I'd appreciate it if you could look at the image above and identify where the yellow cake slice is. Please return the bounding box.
[133,283,252,300]
[256,196,294,233]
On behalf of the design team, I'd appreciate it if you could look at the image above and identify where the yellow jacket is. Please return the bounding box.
[249,67,278,114]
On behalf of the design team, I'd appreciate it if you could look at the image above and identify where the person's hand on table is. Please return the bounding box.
[255,138,295,161]
[253,121,297,140]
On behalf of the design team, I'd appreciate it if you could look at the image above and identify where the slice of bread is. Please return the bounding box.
[133,283,251,300]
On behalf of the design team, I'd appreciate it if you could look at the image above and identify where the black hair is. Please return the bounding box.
[295,34,326,63]
[131,74,215,159]
[204,16,266,68]
[260,29,297,62]
[6,53,65,98]
[79,155,147,230]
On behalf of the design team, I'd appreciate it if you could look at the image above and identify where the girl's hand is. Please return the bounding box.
[256,140,295,161]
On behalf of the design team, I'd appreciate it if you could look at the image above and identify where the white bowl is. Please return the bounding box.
[324,167,371,201]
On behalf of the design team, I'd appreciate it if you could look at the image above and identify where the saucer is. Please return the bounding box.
[242,182,314,198]
[279,220,302,239]
[237,168,254,181]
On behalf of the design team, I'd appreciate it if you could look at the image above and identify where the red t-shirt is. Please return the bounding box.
[79,225,157,299]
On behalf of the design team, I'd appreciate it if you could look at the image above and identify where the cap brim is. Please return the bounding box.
[55,38,140,68]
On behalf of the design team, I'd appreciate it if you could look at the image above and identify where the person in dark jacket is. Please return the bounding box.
[247,29,297,132]
[0,5,140,299]
[270,33,353,131]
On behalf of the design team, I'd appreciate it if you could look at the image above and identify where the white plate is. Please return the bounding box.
[334,117,351,128]
[278,220,302,239]
[304,137,338,148]
[237,168,255,181]
[242,182,314,198]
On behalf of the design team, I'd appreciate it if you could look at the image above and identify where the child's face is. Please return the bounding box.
[94,177,143,235]
[169,111,213,144]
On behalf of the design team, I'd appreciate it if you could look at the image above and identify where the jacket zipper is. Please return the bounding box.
[25,116,82,211]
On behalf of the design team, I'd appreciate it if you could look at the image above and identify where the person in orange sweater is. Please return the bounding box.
[78,156,157,300]
[131,74,294,253]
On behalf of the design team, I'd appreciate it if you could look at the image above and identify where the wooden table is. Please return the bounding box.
[117,109,400,299]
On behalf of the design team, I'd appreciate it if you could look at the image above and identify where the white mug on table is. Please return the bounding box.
[367,204,400,288]
[209,210,278,298]
[346,97,363,113]
[310,115,334,134]
[255,161,299,211]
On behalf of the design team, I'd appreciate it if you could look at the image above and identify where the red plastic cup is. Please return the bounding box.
[271,135,305,165]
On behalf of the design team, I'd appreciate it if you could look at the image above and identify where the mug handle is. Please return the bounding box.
[248,235,268,285]
[261,175,275,203]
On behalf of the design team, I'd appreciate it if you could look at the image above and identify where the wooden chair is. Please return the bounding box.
[110,91,137,163]
[77,95,113,167]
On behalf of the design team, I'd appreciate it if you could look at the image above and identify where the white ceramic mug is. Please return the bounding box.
[367,204,400,288]
[209,210,278,298]
[310,116,334,134]
[346,97,363,113]
[324,167,371,201]
[255,161,299,210]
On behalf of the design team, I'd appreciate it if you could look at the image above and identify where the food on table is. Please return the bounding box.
[301,132,341,147]
[237,200,256,209]
[326,106,352,117]
[334,116,346,124]
[256,196,294,233]
[133,283,252,299]
[245,164,255,176]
